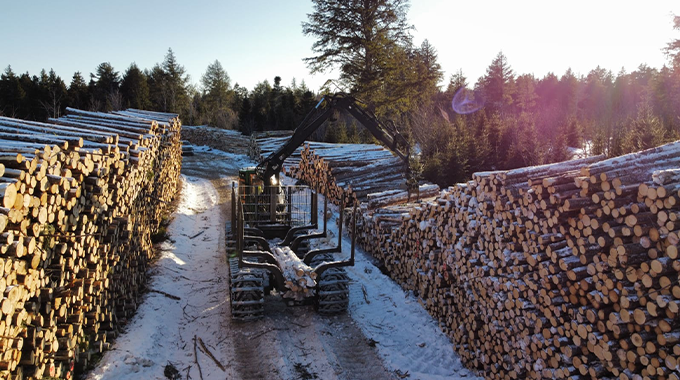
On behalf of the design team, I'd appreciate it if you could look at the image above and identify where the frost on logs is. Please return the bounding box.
[271,246,317,301]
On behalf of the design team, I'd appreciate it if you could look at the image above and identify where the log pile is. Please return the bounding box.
[181,140,195,156]
[284,144,422,206]
[367,184,440,209]
[248,131,294,161]
[250,133,415,204]
[181,125,250,155]
[0,108,182,380]
[296,140,680,379]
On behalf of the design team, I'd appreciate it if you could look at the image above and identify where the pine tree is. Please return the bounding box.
[582,66,613,127]
[201,60,231,108]
[621,103,667,153]
[558,68,579,118]
[514,74,537,114]
[40,69,67,118]
[664,14,680,68]
[201,60,236,129]
[148,48,190,114]
[446,70,467,96]
[251,80,272,131]
[162,48,190,114]
[19,72,42,119]
[302,0,414,111]
[0,66,23,117]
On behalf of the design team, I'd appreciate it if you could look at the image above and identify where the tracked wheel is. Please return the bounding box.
[312,254,350,315]
[230,269,265,321]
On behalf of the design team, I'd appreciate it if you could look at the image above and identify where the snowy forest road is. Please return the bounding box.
[85,147,477,380]
[181,150,395,380]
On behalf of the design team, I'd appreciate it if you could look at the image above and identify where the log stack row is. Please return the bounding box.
[284,144,423,206]
[248,130,295,162]
[294,140,680,379]
[251,134,412,204]
[0,108,182,380]
[285,145,357,205]
[182,125,250,155]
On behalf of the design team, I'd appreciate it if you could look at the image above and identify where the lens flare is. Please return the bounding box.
[452,88,484,114]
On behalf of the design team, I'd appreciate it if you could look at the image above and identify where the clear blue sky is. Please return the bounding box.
[1,0,678,92]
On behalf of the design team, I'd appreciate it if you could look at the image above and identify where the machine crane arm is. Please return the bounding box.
[256,93,410,186]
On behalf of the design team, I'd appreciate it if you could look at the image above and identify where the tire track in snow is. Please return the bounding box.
[85,176,239,380]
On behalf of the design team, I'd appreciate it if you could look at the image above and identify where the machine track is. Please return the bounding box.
[230,268,265,321]
[312,254,350,314]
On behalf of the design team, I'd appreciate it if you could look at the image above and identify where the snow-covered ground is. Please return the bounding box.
[86,175,238,380]
[282,175,475,380]
[85,147,479,380]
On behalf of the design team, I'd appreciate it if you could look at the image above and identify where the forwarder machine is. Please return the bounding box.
[228,93,410,320]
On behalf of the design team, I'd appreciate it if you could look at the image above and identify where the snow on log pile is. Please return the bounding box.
[248,130,295,162]
[0,108,182,380]
[271,246,317,300]
[288,144,435,205]
[181,125,250,154]
[299,140,680,379]
[251,133,420,204]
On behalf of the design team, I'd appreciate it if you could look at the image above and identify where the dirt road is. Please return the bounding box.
[85,147,477,380]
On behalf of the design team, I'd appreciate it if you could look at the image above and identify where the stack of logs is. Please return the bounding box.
[285,145,356,205]
[182,126,250,155]
[248,131,295,162]
[291,140,680,380]
[250,131,416,205]
[0,107,182,380]
[285,144,428,206]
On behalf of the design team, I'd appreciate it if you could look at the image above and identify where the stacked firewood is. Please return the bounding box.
[0,108,182,380]
[297,140,680,379]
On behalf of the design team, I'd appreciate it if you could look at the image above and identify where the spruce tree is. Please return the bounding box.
[664,14,680,68]
[479,51,515,114]
[121,63,150,110]
[0,66,23,117]
[161,48,190,114]
[90,62,120,111]
[67,72,89,111]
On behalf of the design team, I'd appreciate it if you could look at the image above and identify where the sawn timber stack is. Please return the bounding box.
[291,140,680,380]
[0,108,182,380]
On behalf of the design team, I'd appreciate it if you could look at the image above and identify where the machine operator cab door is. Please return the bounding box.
[238,166,263,193]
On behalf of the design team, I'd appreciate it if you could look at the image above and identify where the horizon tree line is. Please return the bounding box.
[1,4,680,188]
